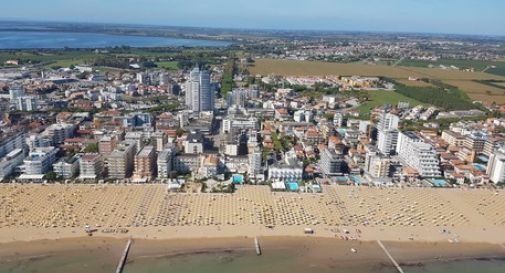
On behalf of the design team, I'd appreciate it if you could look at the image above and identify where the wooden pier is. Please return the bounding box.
[254,237,262,256]
[377,240,405,273]
[116,238,133,273]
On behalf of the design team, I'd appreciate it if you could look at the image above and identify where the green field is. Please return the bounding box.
[355,91,421,118]
[155,61,179,70]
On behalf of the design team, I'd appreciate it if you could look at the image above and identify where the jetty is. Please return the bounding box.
[116,238,133,273]
[254,237,262,255]
[377,240,404,273]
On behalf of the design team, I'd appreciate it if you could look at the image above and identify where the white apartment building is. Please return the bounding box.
[0,149,24,180]
[396,132,441,178]
[107,141,137,179]
[157,148,173,179]
[20,147,59,175]
[487,148,505,184]
[79,153,104,180]
[53,155,80,179]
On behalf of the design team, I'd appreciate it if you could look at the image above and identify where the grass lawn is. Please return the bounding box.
[46,58,86,68]
[356,90,421,118]
[155,61,179,70]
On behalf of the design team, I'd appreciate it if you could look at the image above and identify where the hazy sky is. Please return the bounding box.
[2,0,504,36]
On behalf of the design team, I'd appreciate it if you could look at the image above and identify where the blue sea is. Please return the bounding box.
[0,31,230,49]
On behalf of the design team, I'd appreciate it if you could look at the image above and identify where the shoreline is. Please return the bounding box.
[1,224,505,244]
[1,236,504,269]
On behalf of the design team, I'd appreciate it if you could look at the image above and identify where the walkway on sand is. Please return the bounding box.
[116,238,133,273]
[377,240,405,273]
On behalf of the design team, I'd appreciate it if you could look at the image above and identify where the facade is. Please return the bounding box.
[107,141,137,179]
[185,67,213,112]
[16,96,38,111]
[197,154,219,179]
[174,154,200,174]
[53,155,80,179]
[463,132,487,154]
[157,148,173,179]
[79,153,104,180]
[397,132,441,178]
[377,113,399,131]
[98,135,118,155]
[377,113,399,155]
[184,131,204,154]
[44,123,76,145]
[364,150,391,178]
[377,129,399,155]
[487,148,505,184]
[20,147,59,175]
[320,148,344,176]
[0,131,25,158]
[134,145,156,179]
[0,149,24,180]
[441,131,465,147]
[152,131,168,152]
[268,164,303,182]
[248,150,263,181]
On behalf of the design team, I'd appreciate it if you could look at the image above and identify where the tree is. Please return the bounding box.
[44,171,58,181]
[84,143,99,153]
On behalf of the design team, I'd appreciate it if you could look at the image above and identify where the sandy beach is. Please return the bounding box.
[1,184,505,245]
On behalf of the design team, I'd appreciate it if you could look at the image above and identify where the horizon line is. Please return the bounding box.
[1,19,505,39]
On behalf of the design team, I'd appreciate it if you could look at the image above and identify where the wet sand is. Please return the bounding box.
[1,237,505,273]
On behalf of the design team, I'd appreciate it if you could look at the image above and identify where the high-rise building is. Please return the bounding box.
[184,131,204,154]
[152,131,168,152]
[377,112,400,131]
[16,96,38,111]
[107,141,137,179]
[134,145,156,179]
[9,86,24,103]
[157,148,173,179]
[53,155,80,179]
[248,149,263,182]
[377,130,399,156]
[98,135,118,155]
[20,147,59,175]
[44,123,76,145]
[320,148,345,176]
[185,67,213,112]
[79,153,104,180]
[396,132,441,178]
[377,113,400,155]
[487,147,505,184]
[364,149,391,178]
[0,149,24,181]
[0,131,25,158]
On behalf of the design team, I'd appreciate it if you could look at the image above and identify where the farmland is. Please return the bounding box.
[398,58,505,76]
[155,61,179,70]
[250,59,505,104]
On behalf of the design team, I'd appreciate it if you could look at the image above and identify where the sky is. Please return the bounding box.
[1,0,505,36]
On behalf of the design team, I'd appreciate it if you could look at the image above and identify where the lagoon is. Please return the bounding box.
[0,31,230,49]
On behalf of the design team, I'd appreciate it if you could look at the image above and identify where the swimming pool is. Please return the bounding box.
[232,175,244,184]
[473,164,486,172]
[287,182,299,191]
[431,178,448,187]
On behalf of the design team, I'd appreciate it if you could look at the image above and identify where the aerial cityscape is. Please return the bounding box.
[1,1,505,272]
